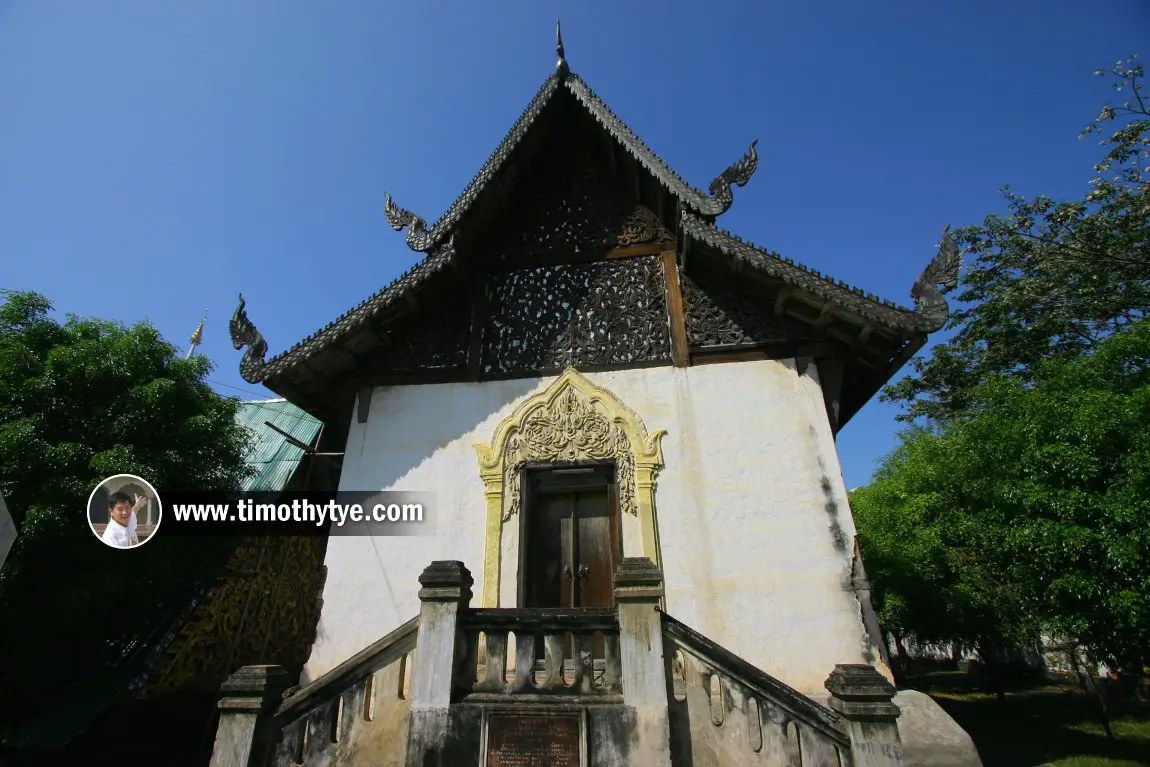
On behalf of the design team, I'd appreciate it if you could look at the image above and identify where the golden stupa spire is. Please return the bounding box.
[186,311,207,358]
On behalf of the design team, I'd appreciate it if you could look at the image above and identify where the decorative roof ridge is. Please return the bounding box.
[562,75,759,218]
[384,56,760,253]
[230,240,457,384]
[563,74,708,201]
[385,75,563,252]
[678,213,946,333]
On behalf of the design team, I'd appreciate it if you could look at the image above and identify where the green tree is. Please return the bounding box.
[0,290,253,730]
[855,319,1150,693]
[851,427,1042,698]
[884,56,1149,422]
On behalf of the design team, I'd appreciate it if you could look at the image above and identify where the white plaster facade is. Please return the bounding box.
[304,359,880,693]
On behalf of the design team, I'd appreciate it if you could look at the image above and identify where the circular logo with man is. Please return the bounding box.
[87,474,163,549]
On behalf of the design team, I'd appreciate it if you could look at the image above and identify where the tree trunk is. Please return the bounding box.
[977,637,1007,704]
[1068,646,1114,740]
[890,631,910,687]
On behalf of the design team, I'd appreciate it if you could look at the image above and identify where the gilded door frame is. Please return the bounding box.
[473,367,666,608]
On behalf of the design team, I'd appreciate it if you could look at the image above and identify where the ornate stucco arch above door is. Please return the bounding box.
[474,367,667,608]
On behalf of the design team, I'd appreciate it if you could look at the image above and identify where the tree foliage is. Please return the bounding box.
[854,319,1150,678]
[884,56,1149,422]
[856,56,1150,693]
[0,290,253,728]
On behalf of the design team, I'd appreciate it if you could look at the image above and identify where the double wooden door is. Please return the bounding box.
[520,464,620,610]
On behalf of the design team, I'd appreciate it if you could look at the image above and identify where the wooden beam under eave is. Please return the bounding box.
[730,254,743,276]
[291,361,320,386]
[661,249,690,367]
[681,230,692,271]
[265,376,311,410]
[603,133,619,177]
[629,154,643,203]
[689,340,840,366]
[355,387,373,424]
[838,334,927,428]
[815,302,834,329]
[773,287,793,316]
[815,358,846,436]
[849,323,875,356]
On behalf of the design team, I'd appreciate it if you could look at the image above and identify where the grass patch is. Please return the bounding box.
[910,672,1150,766]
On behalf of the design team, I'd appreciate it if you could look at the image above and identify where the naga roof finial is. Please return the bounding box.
[910,225,963,333]
[230,294,269,383]
[384,193,434,252]
[555,20,569,79]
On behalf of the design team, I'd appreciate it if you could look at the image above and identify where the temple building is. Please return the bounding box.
[222,26,978,767]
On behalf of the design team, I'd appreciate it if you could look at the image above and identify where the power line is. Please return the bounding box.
[206,378,278,399]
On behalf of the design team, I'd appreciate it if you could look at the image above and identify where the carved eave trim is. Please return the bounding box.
[679,213,934,335]
[565,76,759,217]
[250,239,457,383]
[472,367,666,608]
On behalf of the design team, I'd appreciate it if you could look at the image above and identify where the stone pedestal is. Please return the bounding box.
[614,557,673,767]
[208,665,293,767]
[825,664,905,767]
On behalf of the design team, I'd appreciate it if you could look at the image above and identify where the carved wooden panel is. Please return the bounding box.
[481,256,671,374]
[488,127,674,262]
[140,535,325,696]
[681,271,821,349]
[375,301,471,371]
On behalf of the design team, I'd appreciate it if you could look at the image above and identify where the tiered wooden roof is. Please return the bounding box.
[231,24,958,431]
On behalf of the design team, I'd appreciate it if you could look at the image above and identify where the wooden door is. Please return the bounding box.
[572,486,615,608]
[521,465,620,609]
[522,492,574,608]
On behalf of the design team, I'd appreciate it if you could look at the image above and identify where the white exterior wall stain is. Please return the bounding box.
[303,360,875,692]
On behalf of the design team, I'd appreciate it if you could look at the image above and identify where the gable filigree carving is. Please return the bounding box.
[681,271,822,348]
[482,256,671,374]
[473,367,666,607]
[489,127,674,261]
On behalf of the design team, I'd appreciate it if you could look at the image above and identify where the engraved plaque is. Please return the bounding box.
[485,711,583,767]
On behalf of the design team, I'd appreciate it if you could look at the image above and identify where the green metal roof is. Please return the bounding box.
[235,399,324,492]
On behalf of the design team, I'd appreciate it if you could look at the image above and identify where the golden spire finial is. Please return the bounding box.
[190,316,205,345]
[187,311,207,358]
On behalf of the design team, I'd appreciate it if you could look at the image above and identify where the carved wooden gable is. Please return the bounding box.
[486,120,675,263]
[481,256,671,375]
[477,122,675,376]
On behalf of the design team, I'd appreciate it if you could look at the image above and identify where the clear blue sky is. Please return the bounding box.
[1,1,1146,488]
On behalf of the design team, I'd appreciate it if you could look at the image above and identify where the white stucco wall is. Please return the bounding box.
[303,359,877,692]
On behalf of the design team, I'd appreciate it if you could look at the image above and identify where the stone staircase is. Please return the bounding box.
[206,559,911,766]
